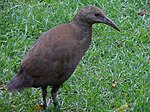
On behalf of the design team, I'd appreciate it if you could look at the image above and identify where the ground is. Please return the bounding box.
[0,0,149,111]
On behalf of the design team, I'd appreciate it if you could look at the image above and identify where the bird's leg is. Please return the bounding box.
[51,85,60,109]
[42,86,47,110]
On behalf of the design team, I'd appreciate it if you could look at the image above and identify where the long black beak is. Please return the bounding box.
[103,16,120,31]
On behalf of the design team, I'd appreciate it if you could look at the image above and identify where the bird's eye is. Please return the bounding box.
[94,13,100,17]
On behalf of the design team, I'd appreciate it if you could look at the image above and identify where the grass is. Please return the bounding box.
[0,0,149,111]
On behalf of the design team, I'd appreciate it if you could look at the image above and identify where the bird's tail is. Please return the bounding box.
[7,73,32,91]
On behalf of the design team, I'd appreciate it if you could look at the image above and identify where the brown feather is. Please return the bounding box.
[7,6,119,109]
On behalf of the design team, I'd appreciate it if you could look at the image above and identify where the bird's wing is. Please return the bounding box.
[21,24,81,78]
[21,33,52,77]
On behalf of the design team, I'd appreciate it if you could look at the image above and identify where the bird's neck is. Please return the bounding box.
[70,20,93,52]
[72,19,92,29]
[71,20,92,40]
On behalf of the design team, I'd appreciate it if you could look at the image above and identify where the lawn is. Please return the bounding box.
[0,0,149,111]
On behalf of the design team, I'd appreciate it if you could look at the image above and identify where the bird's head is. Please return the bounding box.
[74,6,120,31]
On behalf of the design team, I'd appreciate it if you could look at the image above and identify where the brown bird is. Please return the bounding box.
[7,6,120,109]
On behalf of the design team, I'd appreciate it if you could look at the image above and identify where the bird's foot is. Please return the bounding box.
[41,104,46,110]
[54,102,61,110]
[34,104,46,111]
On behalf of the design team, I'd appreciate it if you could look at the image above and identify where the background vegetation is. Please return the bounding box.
[0,0,149,111]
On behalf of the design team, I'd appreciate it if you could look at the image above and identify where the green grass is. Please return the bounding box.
[0,0,149,111]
